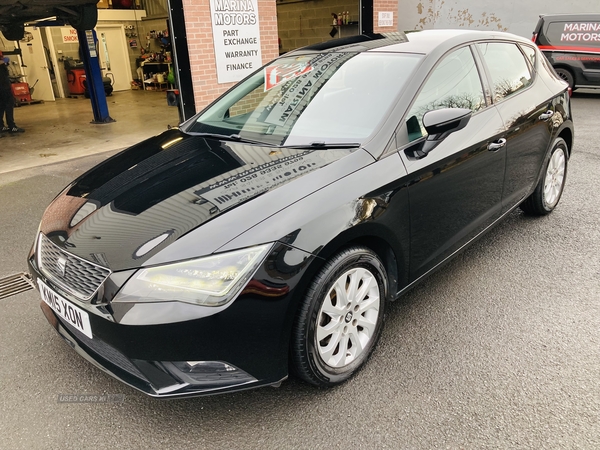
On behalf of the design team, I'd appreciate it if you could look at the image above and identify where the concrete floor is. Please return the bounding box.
[0,89,181,174]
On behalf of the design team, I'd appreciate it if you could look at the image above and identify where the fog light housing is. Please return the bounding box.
[166,361,257,387]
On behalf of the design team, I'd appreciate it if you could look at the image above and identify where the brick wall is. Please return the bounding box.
[373,0,398,34]
[182,0,278,112]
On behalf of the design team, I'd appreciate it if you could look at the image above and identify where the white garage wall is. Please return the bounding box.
[398,0,600,39]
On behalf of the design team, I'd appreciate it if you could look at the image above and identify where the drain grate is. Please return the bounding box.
[0,272,35,299]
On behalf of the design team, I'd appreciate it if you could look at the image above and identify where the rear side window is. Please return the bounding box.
[405,46,485,142]
[477,43,532,102]
[545,21,600,47]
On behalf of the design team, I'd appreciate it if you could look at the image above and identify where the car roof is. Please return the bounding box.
[538,13,600,22]
[287,29,532,58]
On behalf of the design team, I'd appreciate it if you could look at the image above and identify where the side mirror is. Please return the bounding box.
[415,108,472,158]
[423,107,472,140]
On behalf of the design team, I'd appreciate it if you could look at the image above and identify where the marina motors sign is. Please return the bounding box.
[210,0,263,84]
[560,22,600,43]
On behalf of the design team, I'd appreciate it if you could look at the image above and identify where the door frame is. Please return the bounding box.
[22,26,56,102]
[95,24,133,91]
[42,27,66,98]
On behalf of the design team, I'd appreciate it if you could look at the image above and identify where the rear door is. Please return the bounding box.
[397,45,507,281]
[475,42,554,211]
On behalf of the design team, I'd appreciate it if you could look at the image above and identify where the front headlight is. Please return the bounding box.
[113,243,273,307]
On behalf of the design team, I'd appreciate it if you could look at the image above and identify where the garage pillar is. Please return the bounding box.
[77,28,115,124]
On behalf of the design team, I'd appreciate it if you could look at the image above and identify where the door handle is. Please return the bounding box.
[539,110,554,121]
[488,138,507,152]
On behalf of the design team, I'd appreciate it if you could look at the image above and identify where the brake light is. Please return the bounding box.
[531,33,537,43]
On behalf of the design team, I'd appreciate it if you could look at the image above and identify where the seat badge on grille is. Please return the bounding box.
[57,257,68,277]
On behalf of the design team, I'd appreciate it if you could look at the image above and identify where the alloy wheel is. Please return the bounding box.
[316,267,380,368]
[543,148,566,208]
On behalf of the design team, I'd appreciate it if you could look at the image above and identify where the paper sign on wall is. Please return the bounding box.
[209,0,263,84]
[378,12,394,27]
[61,28,79,43]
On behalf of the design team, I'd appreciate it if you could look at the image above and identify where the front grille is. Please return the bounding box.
[38,233,111,301]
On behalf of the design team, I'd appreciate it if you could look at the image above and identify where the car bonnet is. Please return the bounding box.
[37,129,369,270]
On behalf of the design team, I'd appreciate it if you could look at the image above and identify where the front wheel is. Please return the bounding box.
[291,246,387,387]
[520,137,568,216]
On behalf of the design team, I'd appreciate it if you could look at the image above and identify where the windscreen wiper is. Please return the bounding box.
[281,141,361,149]
[186,132,276,147]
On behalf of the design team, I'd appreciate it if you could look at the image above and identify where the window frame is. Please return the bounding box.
[393,43,490,150]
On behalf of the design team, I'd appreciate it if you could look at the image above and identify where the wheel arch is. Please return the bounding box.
[289,225,406,314]
[552,65,576,88]
[317,234,401,301]
[557,127,573,158]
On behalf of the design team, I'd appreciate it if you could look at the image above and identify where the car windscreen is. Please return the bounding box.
[544,20,600,47]
[185,52,422,147]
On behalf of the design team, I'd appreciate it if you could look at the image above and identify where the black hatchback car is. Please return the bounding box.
[532,13,600,89]
[29,30,574,398]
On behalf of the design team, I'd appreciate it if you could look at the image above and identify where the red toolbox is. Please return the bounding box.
[67,68,86,95]
[11,82,32,103]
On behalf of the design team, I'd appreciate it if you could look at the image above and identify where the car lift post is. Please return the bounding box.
[77,28,115,124]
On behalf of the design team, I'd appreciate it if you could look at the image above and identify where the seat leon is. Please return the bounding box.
[28,30,574,398]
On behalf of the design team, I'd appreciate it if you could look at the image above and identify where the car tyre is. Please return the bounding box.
[67,4,98,31]
[291,246,387,387]
[554,68,574,90]
[2,25,25,41]
[520,137,568,216]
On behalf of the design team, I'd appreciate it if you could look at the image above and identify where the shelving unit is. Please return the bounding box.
[337,21,360,38]
[140,61,172,91]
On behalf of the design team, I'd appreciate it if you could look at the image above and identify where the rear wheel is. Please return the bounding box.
[520,137,568,216]
[554,68,574,90]
[291,246,387,387]
[1,25,25,41]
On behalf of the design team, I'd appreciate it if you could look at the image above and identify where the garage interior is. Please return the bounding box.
[0,0,366,174]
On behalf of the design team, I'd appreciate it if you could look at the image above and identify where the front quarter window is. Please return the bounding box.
[186,52,422,147]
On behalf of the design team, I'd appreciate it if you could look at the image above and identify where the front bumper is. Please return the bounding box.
[40,301,286,398]
[29,242,315,398]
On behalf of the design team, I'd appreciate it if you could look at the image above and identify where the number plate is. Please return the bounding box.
[38,279,93,339]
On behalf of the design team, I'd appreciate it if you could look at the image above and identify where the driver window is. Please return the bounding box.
[406,46,485,142]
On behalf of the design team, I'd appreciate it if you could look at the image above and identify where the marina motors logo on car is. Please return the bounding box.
[560,22,600,43]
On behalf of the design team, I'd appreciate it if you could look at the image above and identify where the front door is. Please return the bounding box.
[398,45,506,281]
[96,25,132,92]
